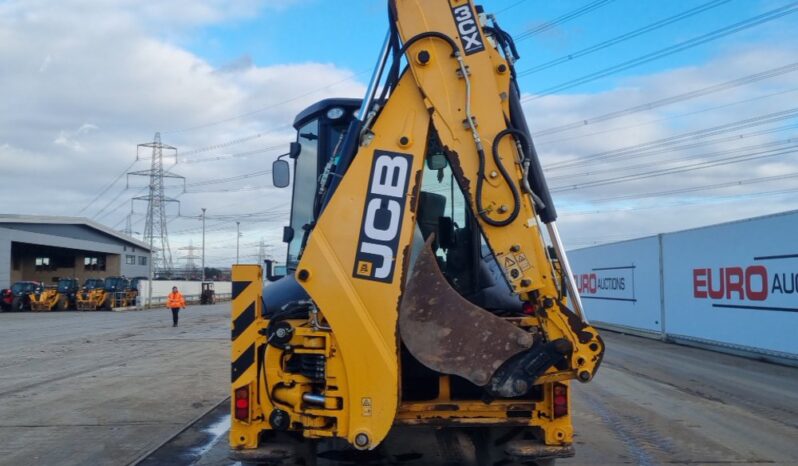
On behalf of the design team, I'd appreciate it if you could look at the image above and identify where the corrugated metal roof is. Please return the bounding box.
[0,214,151,251]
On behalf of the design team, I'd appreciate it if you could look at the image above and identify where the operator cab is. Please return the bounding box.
[273,98,361,273]
[267,98,520,315]
[263,99,360,313]
[104,277,129,292]
[83,278,104,290]
[57,278,79,294]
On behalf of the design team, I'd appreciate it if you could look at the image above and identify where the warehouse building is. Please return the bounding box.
[0,215,151,289]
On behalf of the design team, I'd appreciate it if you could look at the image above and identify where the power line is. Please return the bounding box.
[184,169,272,188]
[519,0,730,77]
[185,185,275,194]
[546,107,798,171]
[583,171,798,204]
[551,144,798,193]
[77,160,138,215]
[548,136,798,184]
[177,132,290,158]
[496,0,531,14]
[560,186,798,217]
[178,144,288,164]
[547,128,798,181]
[515,0,616,42]
[531,61,798,137]
[522,2,798,99]
[536,86,798,146]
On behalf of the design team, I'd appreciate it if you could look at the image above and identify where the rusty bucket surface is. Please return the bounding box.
[399,237,533,386]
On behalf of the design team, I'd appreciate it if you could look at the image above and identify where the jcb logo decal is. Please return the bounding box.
[353,150,412,283]
[452,2,485,55]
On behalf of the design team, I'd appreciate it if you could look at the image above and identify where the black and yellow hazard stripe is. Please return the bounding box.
[231,265,262,384]
[230,264,266,448]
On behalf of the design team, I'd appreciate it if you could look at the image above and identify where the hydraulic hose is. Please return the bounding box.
[475,129,525,227]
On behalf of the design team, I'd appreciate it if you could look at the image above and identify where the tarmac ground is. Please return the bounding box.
[182,330,798,466]
[1,304,797,465]
[0,303,230,466]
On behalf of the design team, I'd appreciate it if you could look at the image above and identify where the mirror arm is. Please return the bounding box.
[264,259,283,282]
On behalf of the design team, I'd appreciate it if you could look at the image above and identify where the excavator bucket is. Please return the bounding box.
[399,236,535,387]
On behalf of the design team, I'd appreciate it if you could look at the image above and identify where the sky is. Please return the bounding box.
[1,0,797,267]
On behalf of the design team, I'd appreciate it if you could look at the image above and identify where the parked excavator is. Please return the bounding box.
[230,2,604,464]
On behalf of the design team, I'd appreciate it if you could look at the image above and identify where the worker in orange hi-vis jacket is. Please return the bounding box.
[167,286,186,327]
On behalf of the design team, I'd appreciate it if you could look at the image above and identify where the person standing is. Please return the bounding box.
[167,286,186,327]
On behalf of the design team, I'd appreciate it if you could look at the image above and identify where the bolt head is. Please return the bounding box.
[354,433,370,448]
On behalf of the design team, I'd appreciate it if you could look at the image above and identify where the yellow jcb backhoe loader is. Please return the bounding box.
[29,278,79,311]
[230,1,604,464]
[77,277,135,311]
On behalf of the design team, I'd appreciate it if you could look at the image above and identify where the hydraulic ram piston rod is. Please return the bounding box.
[546,222,588,323]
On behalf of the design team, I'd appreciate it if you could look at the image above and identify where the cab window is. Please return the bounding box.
[286,120,319,270]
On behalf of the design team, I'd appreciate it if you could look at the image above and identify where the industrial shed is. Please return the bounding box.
[0,215,151,289]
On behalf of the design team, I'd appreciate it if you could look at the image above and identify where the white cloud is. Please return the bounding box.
[523,45,798,248]
[0,0,363,267]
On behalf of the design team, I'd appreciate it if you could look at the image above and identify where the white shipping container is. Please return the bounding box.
[569,236,663,334]
[661,210,798,358]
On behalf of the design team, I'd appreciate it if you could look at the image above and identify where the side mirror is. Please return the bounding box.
[272,159,290,188]
[427,153,447,170]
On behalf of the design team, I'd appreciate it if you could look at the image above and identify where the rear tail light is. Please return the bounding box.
[522,301,537,315]
[234,386,249,421]
[553,382,568,418]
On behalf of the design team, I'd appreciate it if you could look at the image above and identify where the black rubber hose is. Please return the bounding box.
[475,129,524,227]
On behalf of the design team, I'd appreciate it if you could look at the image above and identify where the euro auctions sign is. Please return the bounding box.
[575,265,637,302]
[693,253,798,312]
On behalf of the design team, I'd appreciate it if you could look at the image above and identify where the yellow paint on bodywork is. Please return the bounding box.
[295,73,432,448]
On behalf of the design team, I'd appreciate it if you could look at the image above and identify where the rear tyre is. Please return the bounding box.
[11,297,25,311]
[56,296,68,311]
[102,295,113,311]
